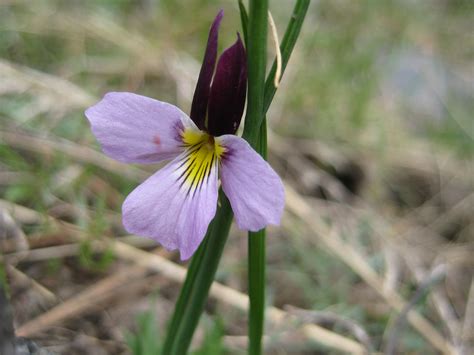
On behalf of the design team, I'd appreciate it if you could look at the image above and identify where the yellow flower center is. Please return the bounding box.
[179,129,225,191]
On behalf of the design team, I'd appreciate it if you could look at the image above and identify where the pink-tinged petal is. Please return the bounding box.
[207,34,247,136]
[85,92,195,164]
[122,149,219,260]
[190,10,224,130]
[219,135,284,231]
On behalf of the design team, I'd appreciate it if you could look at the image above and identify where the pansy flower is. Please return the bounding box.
[85,11,284,260]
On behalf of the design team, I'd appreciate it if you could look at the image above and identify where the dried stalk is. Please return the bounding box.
[284,184,455,354]
[384,264,446,355]
[1,200,365,353]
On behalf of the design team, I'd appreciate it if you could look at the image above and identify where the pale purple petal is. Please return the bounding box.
[219,135,284,231]
[122,150,219,260]
[85,92,196,164]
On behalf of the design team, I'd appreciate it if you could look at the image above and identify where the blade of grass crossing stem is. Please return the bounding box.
[162,192,233,355]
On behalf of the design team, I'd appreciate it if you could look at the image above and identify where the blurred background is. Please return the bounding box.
[0,0,472,354]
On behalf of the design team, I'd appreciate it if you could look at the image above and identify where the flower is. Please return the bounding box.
[85,11,284,260]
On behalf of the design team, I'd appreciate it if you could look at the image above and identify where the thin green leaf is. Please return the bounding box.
[238,0,249,46]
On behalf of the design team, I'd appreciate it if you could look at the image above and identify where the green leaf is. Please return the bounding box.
[238,0,249,46]
[241,0,268,149]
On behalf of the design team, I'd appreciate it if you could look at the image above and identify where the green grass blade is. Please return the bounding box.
[238,0,249,46]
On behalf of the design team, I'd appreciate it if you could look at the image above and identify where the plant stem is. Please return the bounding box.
[162,191,233,355]
[242,0,268,354]
[248,121,268,355]
[163,1,310,353]
[242,0,268,149]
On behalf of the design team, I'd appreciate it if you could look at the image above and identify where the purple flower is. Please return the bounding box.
[85,11,284,260]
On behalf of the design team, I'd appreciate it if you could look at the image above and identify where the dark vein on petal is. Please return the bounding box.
[174,142,205,172]
[207,154,216,185]
[197,158,211,193]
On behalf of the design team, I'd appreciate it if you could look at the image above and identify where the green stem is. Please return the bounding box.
[239,0,309,353]
[162,191,233,355]
[248,121,268,355]
[242,1,268,354]
[163,1,310,353]
[242,0,268,148]
[248,229,265,355]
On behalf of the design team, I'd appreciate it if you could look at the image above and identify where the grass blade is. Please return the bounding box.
[238,0,249,46]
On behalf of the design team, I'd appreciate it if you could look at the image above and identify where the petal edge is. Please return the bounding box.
[219,135,284,231]
[122,148,219,260]
[85,92,193,164]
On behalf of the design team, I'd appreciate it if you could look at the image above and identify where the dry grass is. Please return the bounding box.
[1,1,472,354]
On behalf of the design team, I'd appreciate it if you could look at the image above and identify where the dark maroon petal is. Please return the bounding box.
[190,10,223,130]
[207,34,247,136]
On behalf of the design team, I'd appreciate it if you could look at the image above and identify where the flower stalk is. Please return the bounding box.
[163,191,234,354]
[241,1,310,353]
[162,1,310,353]
[242,0,268,354]
[241,0,268,149]
[83,1,309,353]
[247,125,268,355]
